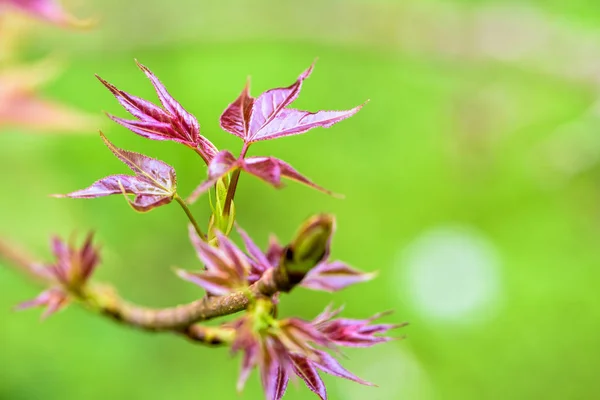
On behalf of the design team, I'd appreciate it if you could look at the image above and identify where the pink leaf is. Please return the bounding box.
[314,311,403,348]
[313,350,373,386]
[265,235,284,267]
[290,355,327,400]
[243,156,335,195]
[236,225,271,282]
[188,151,337,203]
[186,150,239,203]
[300,261,376,292]
[97,75,169,122]
[176,269,233,297]
[97,62,217,162]
[56,133,177,212]
[252,106,363,141]
[15,288,69,320]
[220,79,255,139]
[221,62,363,144]
[236,341,259,393]
[178,229,250,295]
[247,64,313,143]
[260,340,289,400]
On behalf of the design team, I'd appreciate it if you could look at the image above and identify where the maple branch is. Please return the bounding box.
[174,193,207,241]
[93,267,291,330]
[0,237,45,284]
[222,143,250,216]
[0,235,295,332]
[179,324,235,345]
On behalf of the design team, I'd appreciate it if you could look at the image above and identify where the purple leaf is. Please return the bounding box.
[244,156,337,196]
[97,62,217,163]
[56,133,177,212]
[265,235,284,267]
[247,64,313,143]
[220,79,255,139]
[273,365,289,400]
[262,340,290,400]
[47,232,99,286]
[251,106,363,141]
[15,288,69,320]
[290,355,327,400]
[314,311,403,348]
[176,269,235,297]
[177,229,250,295]
[186,150,238,203]
[221,62,363,144]
[300,261,376,292]
[236,340,258,393]
[77,232,99,280]
[279,318,331,351]
[217,232,251,282]
[313,350,373,386]
[311,304,344,326]
[236,225,271,282]
[230,305,388,400]
[187,151,335,203]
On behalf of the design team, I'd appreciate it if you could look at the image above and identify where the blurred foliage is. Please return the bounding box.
[2,0,600,399]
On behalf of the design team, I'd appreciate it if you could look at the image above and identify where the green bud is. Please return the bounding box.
[281,214,334,284]
[208,177,235,241]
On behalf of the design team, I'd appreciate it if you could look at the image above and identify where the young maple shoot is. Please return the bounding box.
[7,61,405,400]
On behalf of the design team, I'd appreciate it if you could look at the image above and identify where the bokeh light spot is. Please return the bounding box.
[399,225,501,323]
[334,345,434,400]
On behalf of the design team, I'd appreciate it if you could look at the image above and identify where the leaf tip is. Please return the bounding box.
[135,59,151,74]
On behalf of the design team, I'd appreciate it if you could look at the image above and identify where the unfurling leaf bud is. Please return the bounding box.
[208,177,235,242]
[281,214,334,285]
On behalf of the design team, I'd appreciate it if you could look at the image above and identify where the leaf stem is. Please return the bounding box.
[193,146,210,165]
[174,193,207,241]
[223,143,250,216]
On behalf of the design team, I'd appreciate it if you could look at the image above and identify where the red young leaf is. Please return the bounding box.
[251,106,363,141]
[97,61,217,163]
[177,229,250,295]
[186,150,238,203]
[187,150,334,204]
[56,133,177,212]
[300,261,376,292]
[48,232,99,286]
[220,62,363,144]
[236,225,270,283]
[230,304,382,400]
[236,338,258,393]
[312,349,373,386]
[15,232,101,320]
[220,79,254,139]
[15,288,68,319]
[313,309,404,348]
[290,354,327,400]
[260,339,290,400]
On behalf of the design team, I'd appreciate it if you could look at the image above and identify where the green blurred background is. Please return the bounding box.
[2,0,600,399]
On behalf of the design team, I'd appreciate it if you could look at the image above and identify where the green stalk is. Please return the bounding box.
[174,193,207,241]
